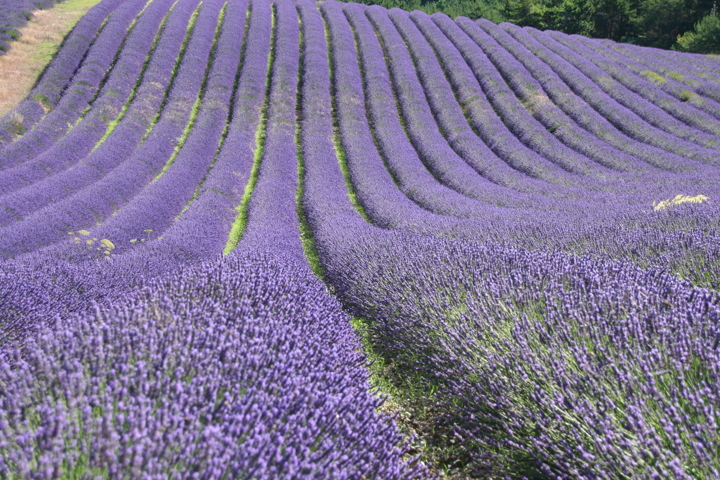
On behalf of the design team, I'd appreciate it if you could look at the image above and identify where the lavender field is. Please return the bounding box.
[0,0,719,477]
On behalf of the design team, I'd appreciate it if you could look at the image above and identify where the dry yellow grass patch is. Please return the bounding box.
[653,194,711,211]
[0,0,102,118]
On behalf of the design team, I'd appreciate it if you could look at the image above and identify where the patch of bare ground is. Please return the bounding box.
[0,0,101,118]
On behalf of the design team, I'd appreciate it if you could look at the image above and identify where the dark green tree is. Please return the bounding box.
[629,0,713,48]
[675,10,720,52]
[343,0,720,52]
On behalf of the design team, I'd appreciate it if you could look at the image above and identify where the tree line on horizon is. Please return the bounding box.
[345,0,720,53]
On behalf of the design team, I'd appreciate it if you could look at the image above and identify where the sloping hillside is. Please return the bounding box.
[1,0,719,478]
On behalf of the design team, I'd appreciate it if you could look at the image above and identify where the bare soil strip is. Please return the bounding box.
[0,0,103,118]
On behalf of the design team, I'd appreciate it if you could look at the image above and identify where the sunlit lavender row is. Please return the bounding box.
[0,0,718,477]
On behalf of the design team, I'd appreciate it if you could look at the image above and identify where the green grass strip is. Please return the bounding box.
[91,1,177,152]
[175,1,250,221]
[140,2,201,144]
[345,10,410,196]
[29,0,104,65]
[321,9,371,223]
[222,4,276,255]
[30,3,110,113]
[152,2,226,183]
[294,9,324,279]
[73,0,155,128]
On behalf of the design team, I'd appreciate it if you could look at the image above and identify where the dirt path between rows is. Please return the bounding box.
[0,0,102,118]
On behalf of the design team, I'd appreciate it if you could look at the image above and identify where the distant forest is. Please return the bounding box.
[347,0,720,52]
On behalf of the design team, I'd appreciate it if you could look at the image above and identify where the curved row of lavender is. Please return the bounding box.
[0,0,719,477]
[0,0,68,55]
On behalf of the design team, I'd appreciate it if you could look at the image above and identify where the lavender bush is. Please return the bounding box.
[0,254,422,479]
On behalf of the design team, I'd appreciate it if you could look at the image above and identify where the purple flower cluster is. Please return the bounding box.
[237,0,303,256]
[0,254,422,479]
[2,0,720,477]
[318,231,720,478]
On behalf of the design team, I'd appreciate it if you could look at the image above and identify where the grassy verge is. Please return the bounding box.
[223,4,276,255]
[152,3,226,182]
[321,9,371,223]
[294,11,325,279]
[175,2,252,221]
[30,0,105,64]
[350,313,476,479]
[92,2,176,151]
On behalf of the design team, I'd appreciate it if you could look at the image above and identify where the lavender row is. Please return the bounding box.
[517,25,720,157]
[458,19,712,178]
[298,0,369,247]
[395,10,703,201]
[368,8,588,206]
[415,13,668,196]
[546,29,720,138]
[51,0,265,265]
[424,14,619,190]
[494,21,709,175]
[127,0,273,265]
[572,33,720,121]
[434,12,634,184]
[622,40,720,78]
[0,0,198,230]
[0,0,147,169]
[53,0,240,259]
[431,12,672,197]
[0,252,422,479]
[0,0,218,260]
[514,25,720,164]
[323,0,428,231]
[0,0,172,201]
[340,4,491,220]
[327,1,520,240]
[410,13,709,209]
[0,0,124,146]
[0,0,64,56]
[236,0,303,256]
[348,5,568,211]
[595,38,720,104]
[473,18,693,176]
[17,0,256,267]
[328,4,571,247]
[371,5,597,206]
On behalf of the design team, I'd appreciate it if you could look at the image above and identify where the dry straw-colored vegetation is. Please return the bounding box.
[0,0,102,117]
